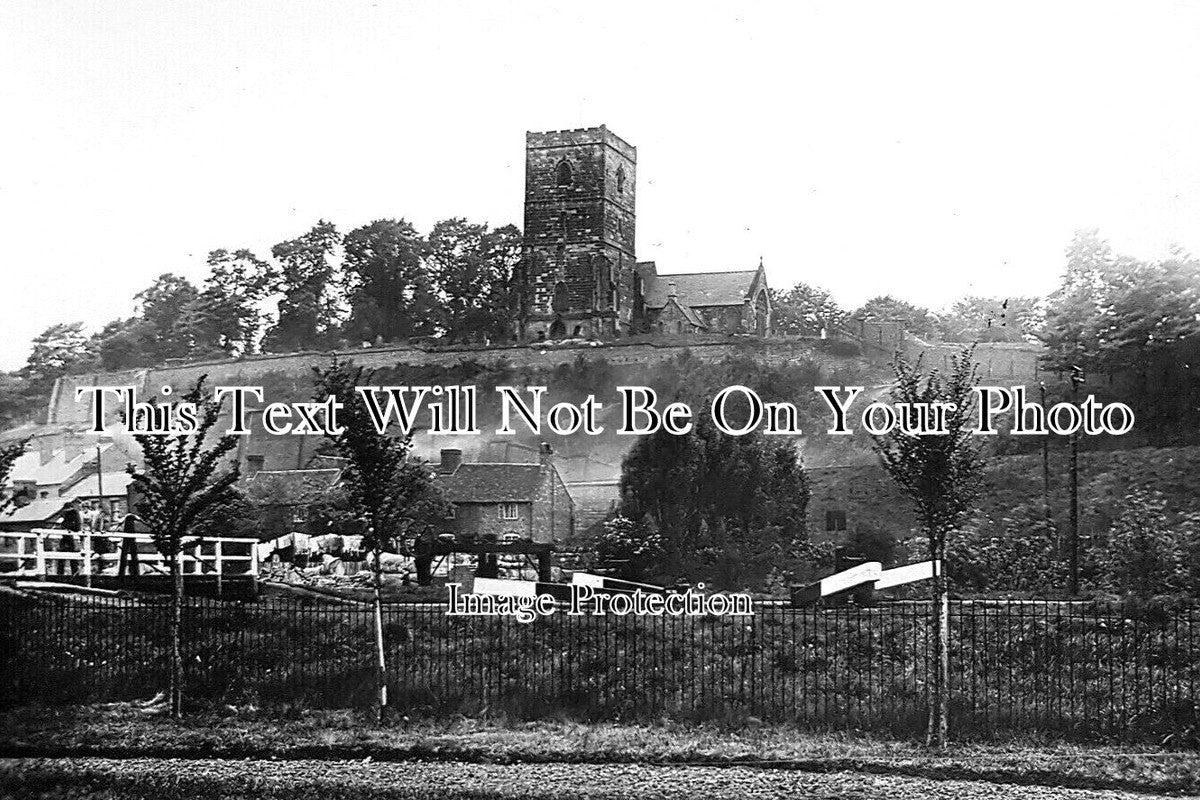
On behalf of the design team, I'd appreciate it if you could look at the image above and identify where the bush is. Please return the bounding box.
[1096,491,1189,597]
[592,515,664,581]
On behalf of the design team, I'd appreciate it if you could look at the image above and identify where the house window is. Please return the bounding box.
[556,159,573,186]
[825,510,847,532]
[499,502,519,520]
[444,506,456,520]
[292,507,308,525]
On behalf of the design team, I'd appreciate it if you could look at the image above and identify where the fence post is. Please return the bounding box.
[35,532,46,580]
[83,531,93,588]
[215,540,223,598]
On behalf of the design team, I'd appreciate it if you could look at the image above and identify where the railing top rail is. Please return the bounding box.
[19,529,260,544]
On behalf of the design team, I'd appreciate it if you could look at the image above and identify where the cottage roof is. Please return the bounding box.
[247,468,343,496]
[639,268,761,309]
[0,498,66,524]
[433,463,544,503]
[62,471,134,498]
[8,441,131,490]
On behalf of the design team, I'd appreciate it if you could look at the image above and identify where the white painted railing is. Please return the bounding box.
[0,529,261,580]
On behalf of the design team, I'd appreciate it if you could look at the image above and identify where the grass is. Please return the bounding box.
[1,705,1198,795]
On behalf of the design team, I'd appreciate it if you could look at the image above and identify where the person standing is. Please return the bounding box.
[91,502,114,573]
[57,499,83,577]
[118,511,144,577]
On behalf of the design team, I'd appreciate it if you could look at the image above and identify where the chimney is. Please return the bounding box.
[38,437,54,465]
[439,448,463,474]
[246,454,265,476]
[539,442,554,466]
[62,432,86,462]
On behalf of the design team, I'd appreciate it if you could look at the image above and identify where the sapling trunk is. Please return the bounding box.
[927,534,949,748]
[373,545,388,721]
[171,552,184,719]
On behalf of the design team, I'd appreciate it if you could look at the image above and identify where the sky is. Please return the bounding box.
[2,1,1199,371]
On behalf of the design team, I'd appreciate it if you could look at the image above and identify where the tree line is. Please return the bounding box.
[3,218,520,424]
[770,229,1200,445]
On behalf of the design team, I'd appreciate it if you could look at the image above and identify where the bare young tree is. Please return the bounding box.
[873,346,985,748]
[312,359,447,720]
[126,377,240,718]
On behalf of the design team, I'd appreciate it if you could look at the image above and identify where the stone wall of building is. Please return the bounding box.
[531,463,574,543]
[522,126,637,339]
[443,501,535,541]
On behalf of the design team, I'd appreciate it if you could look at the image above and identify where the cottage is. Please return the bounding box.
[432,445,573,543]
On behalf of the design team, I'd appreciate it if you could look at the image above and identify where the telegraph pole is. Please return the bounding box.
[1039,382,1050,524]
[1068,366,1084,596]
[96,442,104,507]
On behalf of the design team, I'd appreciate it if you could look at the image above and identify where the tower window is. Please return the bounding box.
[616,165,626,195]
[556,159,573,186]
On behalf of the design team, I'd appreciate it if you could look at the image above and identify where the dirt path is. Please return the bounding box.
[1,756,1186,799]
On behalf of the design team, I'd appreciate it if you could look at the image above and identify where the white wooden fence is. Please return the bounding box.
[0,529,260,581]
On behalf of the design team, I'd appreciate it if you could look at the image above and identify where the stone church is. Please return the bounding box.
[517,126,771,341]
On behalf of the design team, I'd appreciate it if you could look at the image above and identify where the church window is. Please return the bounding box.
[616,165,626,195]
[556,159,573,186]
[552,281,569,313]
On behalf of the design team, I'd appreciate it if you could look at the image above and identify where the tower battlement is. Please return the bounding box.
[525,126,636,159]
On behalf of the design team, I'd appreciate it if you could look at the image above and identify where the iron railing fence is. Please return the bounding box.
[1,596,1195,742]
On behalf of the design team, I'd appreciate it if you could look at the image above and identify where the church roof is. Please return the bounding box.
[663,296,706,328]
[639,267,762,309]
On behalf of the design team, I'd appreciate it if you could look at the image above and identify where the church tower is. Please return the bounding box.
[519,126,636,340]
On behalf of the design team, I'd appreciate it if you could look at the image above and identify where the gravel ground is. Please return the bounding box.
[0,757,1189,800]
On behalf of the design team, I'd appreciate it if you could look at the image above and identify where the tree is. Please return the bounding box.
[312,359,448,719]
[426,219,522,343]
[619,413,809,588]
[0,373,41,428]
[769,282,846,337]
[1039,230,1200,445]
[1097,491,1186,597]
[938,295,1040,343]
[126,377,241,717]
[851,295,939,339]
[21,322,90,388]
[133,273,200,362]
[182,249,276,357]
[263,221,342,352]
[873,346,985,748]
[89,318,152,370]
[1040,230,1116,372]
[0,438,29,513]
[341,219,432,344]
